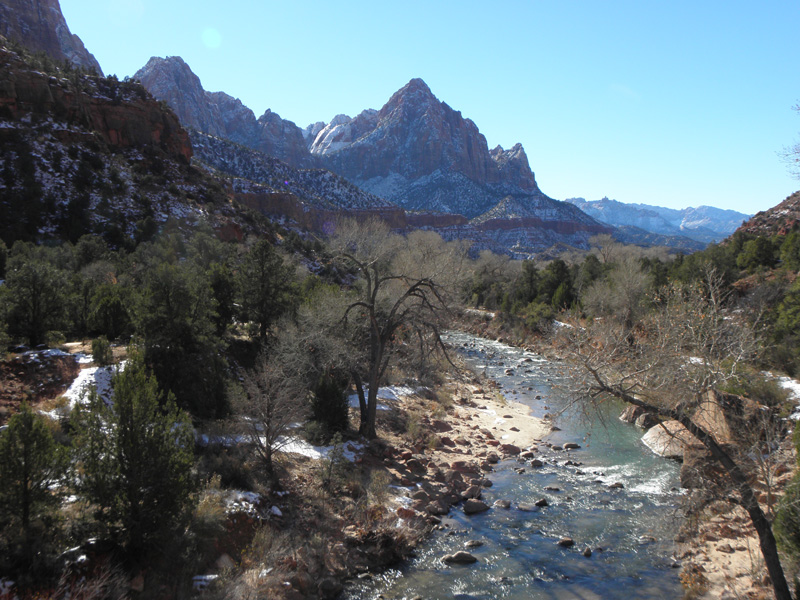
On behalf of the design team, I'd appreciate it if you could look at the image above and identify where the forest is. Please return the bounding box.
[3,215,800,598]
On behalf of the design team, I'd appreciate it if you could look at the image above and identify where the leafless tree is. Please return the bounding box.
[329,219,468,439]
[558,269,792,600]
[236,341,308,480]
[781,103,800,181]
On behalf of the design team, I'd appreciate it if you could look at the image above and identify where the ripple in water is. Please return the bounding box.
[344,332,683,600]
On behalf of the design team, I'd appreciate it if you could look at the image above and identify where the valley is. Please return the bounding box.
[0,2,798,599]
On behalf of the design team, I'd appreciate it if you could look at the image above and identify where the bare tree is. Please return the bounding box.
[781,103,800,180]
[236,342,308,480]
[330,219,468,439]
[558,271,792,600]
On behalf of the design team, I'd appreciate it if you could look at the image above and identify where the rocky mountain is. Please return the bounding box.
[0,41,248,245]
[736,191,800,237]
[135,61,569,219]
[134,56,315,168]
[0,0,102,74]
[566,197,750,244]
[309,78,544,219]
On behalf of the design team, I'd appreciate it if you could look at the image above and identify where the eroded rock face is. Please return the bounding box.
[0,0,102,74]
[135,56,315,168]
[0,47,191,162]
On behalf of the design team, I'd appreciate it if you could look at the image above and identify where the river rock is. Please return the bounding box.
[501,443,522,455]
[486,451,500,464]
[582,547,592,557]
[609,482,624,489]
[443,551,478,564]
[557,538,575,548]
[465,540,484,548]
[493,499,511,509]
[535,498,549,507]
[471,478,493,488]
[462,485,482,500]
[450,460,481,474]
[463,499,490,514]
[406,458,427,474]
[517,503,537,512]
[635,413,660,429]
[564,442,581,450]
[619,405,646,423]
[425,499,450,515]
[432,419,453,433]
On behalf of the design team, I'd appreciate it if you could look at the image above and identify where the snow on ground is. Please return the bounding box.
[770,373,800,420]
[279,437,365,462]
[19,348,92,364]
[347,385,416,411]
[42,360,127,419]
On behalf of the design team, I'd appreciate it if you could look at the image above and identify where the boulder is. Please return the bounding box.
[463,499,490,515]
[462,485,482,500]
[443,551,478,564]
[619,405,646,423]
[641,421,696,459]
[432,419,453,433]
[635,413,660,429]
[500,443,522,455]
[450,460,481,474]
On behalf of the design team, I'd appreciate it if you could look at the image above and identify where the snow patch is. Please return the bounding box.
[279,437,365,462]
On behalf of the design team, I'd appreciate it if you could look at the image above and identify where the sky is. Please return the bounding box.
[60,0,800,215]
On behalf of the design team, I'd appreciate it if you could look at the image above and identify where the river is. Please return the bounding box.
[344,332,685,600]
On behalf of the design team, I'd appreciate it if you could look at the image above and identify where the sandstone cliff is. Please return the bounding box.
[135,56,316,168]
[0,48,190,162]
[0,0,102,74]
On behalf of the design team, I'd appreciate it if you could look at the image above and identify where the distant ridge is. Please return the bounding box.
[566,197,750,244]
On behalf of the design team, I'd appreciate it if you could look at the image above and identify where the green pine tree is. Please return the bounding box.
[71,350,197,555]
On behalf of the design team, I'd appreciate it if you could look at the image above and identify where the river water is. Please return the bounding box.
[344,332,684,600]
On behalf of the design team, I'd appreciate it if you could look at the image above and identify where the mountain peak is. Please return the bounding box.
[403,77,433,94]
[0,0,103,74]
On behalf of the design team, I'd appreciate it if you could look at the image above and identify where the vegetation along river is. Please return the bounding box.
[345,332,684,600]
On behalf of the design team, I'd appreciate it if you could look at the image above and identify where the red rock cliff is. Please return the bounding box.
[0,46,191,163]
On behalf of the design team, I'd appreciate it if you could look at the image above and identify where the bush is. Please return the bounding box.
[91,336,112,366]
[775,473,800,560]
[308,371,349,442]
[71,350,197,554]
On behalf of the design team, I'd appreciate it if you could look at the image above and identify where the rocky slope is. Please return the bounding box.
[0,0,102,74]
[134,56,315,169]
[566,197,750,244]
[735,190,800,237]
[0,42,249,245]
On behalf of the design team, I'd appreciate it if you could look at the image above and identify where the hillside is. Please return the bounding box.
[736,191,800,236]
[0,41,252,246]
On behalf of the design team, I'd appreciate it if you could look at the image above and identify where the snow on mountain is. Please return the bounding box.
[566,197,750,244]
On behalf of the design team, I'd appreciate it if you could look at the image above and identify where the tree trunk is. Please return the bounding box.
[601,382,793,600]
[352,371,367,431]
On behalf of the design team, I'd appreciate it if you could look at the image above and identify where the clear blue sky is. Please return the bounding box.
[61,0,800,215]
